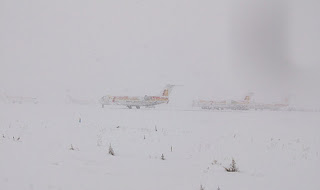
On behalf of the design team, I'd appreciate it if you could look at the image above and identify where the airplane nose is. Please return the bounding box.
[100,96,108,104]
[100,96,112,105]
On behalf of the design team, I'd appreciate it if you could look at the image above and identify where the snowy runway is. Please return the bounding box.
[1,104,319,190]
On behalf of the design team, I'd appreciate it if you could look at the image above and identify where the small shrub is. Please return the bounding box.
[109,144,115,156]
[161,154,165,160]
[224,158,239,172]
[69,144,79,151]
[69,144,75,150]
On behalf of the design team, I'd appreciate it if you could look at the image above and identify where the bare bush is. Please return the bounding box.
[224,158,239,172]
[109,144,115,156]
[161,154,165,160]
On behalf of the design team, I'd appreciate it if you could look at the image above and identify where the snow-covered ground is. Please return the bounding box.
[1,103,319,190]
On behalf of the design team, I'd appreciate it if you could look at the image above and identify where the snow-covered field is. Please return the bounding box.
[1,103,319,190]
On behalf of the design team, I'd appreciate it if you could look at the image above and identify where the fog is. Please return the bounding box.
[1,0,319,105]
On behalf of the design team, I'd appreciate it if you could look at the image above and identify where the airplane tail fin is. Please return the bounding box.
[244,92,254,102]
[283,96,290,105]
[161,84,175,97]
[161,84,182,97]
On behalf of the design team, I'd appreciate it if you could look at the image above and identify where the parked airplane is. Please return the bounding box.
[249,97,290,111]
[193,93,253,110]
[99,84,177,109]
[193,92,294,111]
[4,94,38,104]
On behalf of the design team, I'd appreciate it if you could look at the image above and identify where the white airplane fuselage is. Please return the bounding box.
[100,95,169,109]
[193,93,290,111]
[193,93,253,110]
[100,85,175,109]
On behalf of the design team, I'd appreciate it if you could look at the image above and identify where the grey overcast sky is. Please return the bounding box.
[1,0,319,104]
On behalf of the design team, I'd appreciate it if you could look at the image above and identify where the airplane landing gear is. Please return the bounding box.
[102,104,104,108]
[136,106,140,109]
[127,106,132,109]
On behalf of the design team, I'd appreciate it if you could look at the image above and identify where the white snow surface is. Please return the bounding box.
[0,104,320,190]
